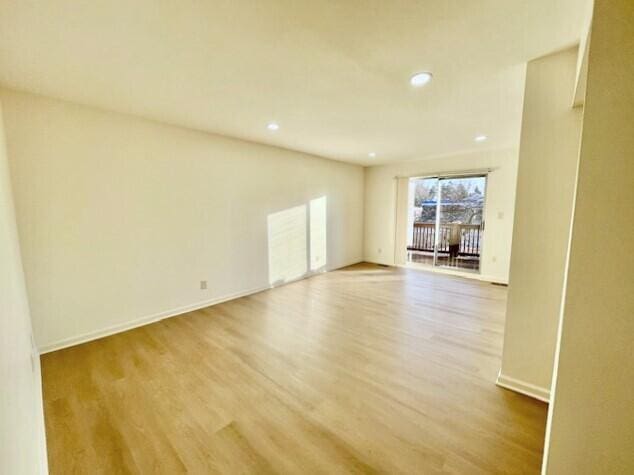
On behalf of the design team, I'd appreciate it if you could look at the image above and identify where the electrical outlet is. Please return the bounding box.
[377,248,382,254]
[492,256,497,263]
[497,211,504,219]
[200,280,207,290]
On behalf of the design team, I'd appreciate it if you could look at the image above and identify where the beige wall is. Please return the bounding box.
[0,100,48,473]
[544,0,634,472]
[363,148,519,283]
[498,47,583,400]
[1,89,364,352]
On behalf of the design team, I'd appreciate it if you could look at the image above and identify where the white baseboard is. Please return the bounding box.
[38,259,364,355]
[496,371,550,403]
[38,284,270,354]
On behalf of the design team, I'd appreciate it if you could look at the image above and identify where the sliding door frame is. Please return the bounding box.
[403,170,489,274]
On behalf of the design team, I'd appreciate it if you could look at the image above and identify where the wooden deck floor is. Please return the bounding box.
[41,263,547,474]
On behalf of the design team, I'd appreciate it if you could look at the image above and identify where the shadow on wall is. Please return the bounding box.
[267,196,327,286]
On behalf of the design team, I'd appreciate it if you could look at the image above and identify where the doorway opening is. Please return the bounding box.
[406,175,486,272]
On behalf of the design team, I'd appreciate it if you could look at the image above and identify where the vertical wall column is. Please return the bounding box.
[543,0,634,472]
[498,47,583,401]
[0,100,48,473]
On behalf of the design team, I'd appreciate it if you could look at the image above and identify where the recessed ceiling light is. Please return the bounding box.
[410,72,433,87]
[474,135,488,142]
[368,152,377,158]
[267,122,280,131]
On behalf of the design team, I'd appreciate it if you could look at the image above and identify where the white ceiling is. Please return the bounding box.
[0,1,588,165]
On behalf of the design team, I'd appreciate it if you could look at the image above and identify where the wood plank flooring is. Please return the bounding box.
[41,263,547,474]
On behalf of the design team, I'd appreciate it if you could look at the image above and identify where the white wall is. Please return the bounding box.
[0,99,48,473]
[363,148,519,283]
[544,0,634,472]
[1,89,364,352]
[498,47,583,401]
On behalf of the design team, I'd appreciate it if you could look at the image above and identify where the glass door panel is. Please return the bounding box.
[406,177,439,266]
[436,176,486,272]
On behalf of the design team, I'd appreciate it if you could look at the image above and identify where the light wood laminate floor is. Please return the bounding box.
[42,263,547,474]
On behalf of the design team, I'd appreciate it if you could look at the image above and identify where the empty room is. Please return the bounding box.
[1,1,632,474]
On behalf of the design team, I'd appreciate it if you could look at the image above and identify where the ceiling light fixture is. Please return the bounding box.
[474,135,488,142]
[368,152,377,158]
[267,122,280,131]
[410,72,433,87]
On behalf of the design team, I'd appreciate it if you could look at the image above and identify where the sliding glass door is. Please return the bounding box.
[407,174,486,273]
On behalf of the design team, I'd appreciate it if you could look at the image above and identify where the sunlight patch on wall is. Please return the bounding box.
[309,196,327,271]
[267,196,328,286]
[267,204,308,285]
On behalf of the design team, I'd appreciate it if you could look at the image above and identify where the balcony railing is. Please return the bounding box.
[407,222,482,256]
